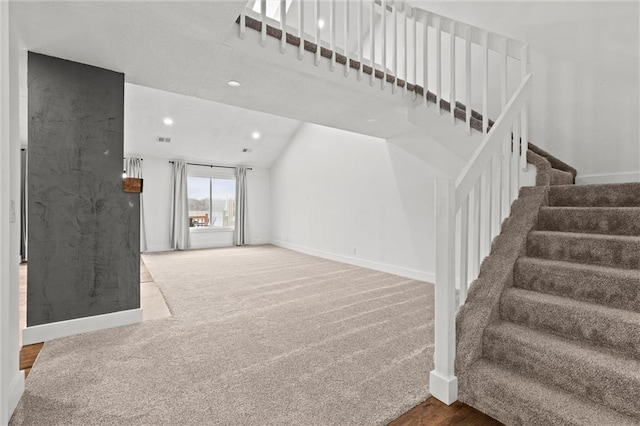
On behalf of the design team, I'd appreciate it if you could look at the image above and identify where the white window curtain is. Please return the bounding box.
[235,166,248,246]
[124,157,147,252]
[170,161,191,250]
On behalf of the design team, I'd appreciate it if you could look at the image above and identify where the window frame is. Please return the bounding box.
[187,167,237,233]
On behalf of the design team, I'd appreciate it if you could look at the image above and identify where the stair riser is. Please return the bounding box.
[538,208,640,236]
[515,259,640,312]
[550,169,574,186]
[550,183,640,207]
[527,233,640,269]
[500,291,640,358]
[461,361,640,426]
[484,328,640,418]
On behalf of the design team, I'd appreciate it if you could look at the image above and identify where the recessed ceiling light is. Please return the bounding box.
[252,131,260,140]
[367,118,376,122]
[318,19,325,29]
[227,80,241,88]
[163,117,173,126]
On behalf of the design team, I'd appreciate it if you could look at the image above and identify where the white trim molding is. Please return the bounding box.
[22,308,143,345]
[270,240,435,283]
[7,371,24,420]
[576,171,640,185]
[429,370,458,405]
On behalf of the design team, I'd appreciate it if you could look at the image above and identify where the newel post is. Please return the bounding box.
[429,178,458,404]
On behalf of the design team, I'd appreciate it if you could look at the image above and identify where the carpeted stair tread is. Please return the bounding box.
[483,322,640,418]
[527,230,640,269]
[549,182,640,207]
[514,257,640,312]
[500,288,640,357]
[549,168,574,186]
[538,206,640,236]
[462,359,640,426]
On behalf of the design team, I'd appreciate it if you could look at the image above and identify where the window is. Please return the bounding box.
[187,175,236,229]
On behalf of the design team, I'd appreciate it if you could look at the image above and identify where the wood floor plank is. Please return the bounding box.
[388,397,503,426]
[20,342,44,371]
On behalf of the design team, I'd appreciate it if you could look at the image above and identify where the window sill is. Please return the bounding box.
[189,227,235,233]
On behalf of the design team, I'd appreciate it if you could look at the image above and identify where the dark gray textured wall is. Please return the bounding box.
[27,52,139,326]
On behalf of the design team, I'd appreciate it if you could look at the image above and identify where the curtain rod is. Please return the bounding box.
[168,161,252,170]
[123,157,143,160]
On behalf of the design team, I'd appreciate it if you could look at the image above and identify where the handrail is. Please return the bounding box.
[455,73,532,208]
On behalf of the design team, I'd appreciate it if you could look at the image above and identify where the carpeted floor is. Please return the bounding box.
[11,245,434,425]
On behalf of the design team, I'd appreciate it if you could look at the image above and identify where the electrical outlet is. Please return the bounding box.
[352,247,357,255]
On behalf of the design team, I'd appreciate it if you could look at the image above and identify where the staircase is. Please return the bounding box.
[460,181,640,425]
[234,2,640,423]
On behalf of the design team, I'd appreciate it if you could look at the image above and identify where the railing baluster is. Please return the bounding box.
[392,1,398,93]
[501,132,511,220]
[512,117,521,202]
[521,44,529,171]
[280,0,287,53]
[370,0,375,86]
[298,0,305,59]
[413,11,417,93]
[480,167,491,259]
[358,0,363,80]
[465,25,471,134]
[315,0,320,65]
[261,0,267,46]
[435,15,441,115]
[482,31,489,133]
[239,9,246,39]
[470,181,481,279]
[459,195,469,307]
[423,12,428,106]
[330,0,336,70]
[382,0,387,89]
[403,5,408,97]
[491,153,501,240]
[344,0,350,76]
[450,19,456,124]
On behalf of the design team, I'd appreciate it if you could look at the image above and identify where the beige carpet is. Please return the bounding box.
[11,245,434,425]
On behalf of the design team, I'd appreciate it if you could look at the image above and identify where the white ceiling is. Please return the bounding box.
[8,0,479,175]
[124,83,302,168]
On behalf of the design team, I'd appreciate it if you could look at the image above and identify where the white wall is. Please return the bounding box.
[410,1,640,183]
[270,122,442,281]
[1,1,25,422]
[132,156,270,252]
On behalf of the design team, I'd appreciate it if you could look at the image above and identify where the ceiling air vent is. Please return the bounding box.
[242,148,252,153]
[156,136,172,143]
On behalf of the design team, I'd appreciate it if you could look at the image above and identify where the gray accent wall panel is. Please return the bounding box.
[27,52,139,326]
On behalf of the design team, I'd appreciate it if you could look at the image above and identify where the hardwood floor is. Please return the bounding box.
[389,397,503,425]
[20,343,43,378]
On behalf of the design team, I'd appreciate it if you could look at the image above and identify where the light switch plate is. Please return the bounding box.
[10,200,15,223]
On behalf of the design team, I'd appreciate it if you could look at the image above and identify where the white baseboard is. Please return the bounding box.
[575,171,640,185]
[22,308,143,345]
[7,370,25,423]
[144,244,171,253]
[249,238,270,245]
[270,240,435,282]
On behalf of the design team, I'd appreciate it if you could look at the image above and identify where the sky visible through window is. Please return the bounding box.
[188,176,236,228]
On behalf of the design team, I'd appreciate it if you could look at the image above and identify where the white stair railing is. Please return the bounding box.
[430,70,532,404]
[239,0,533,405]
[240,0,528,135]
